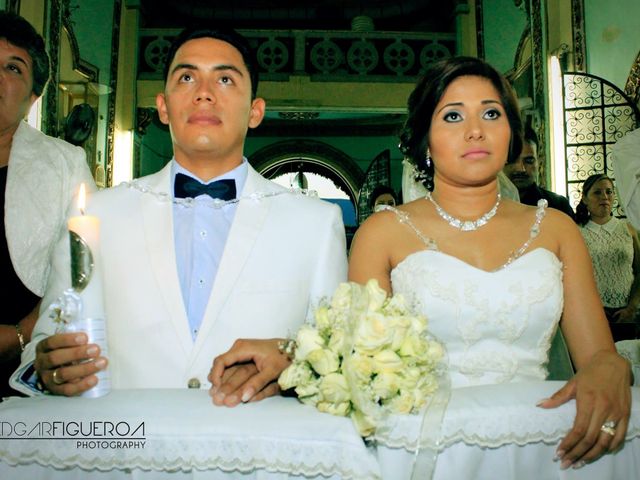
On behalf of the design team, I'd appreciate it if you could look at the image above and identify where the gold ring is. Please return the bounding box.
[52,368,64,386]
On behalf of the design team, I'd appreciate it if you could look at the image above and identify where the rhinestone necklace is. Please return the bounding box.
[426,191,501,231]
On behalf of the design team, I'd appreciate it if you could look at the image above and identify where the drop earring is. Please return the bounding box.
[425,149,432,169]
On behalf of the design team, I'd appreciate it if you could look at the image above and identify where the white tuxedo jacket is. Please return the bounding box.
[20,162,347,389]
[5,121,95,295]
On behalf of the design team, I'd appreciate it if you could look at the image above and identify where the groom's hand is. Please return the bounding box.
[34,332,108,396]
[208,339,291,407]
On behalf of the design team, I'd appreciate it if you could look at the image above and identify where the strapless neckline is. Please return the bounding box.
[392,247,561,276]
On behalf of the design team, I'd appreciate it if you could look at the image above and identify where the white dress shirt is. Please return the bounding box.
[172,159,248,340]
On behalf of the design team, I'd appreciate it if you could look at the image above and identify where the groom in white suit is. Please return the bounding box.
[16,27,347,401]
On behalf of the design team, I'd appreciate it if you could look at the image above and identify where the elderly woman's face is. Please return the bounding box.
[583,178,614,223]
[428,75,511,189]
[0,38,37,133]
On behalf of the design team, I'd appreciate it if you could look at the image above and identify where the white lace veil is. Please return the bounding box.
[401,159,520,203]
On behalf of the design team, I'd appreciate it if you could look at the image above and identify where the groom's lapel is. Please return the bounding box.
[191,167,274,354]
[141,164,192,356]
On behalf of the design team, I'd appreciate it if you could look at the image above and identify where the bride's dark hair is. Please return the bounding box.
[399,56,523,191]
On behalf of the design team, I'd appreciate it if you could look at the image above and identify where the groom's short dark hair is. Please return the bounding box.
[162,26,259,99]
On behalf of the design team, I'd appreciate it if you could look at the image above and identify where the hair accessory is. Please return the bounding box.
[427,192,501,231]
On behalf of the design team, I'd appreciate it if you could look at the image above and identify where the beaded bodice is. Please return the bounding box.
[386,200,564,387]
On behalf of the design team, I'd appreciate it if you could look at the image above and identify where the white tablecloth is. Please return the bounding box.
[0,390,378,479]
[1,382,639,479]
[376,381,640,480]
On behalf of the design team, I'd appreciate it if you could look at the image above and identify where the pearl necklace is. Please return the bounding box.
[426,192,501,231]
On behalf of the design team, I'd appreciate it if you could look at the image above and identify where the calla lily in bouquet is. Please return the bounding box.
[278,279,446,437]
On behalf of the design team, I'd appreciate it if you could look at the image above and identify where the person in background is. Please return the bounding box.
[0,11,95,398]
[577,173,640,341]
[503,125,575,218]
[369,185,397,212]
[611,127,640,230]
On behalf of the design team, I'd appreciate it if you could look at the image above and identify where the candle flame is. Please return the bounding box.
[78,183,86,215]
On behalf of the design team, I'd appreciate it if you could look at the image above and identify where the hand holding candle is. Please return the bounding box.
[62,183,111,397]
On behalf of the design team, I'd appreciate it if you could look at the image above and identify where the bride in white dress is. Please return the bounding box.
[348,56,636,475]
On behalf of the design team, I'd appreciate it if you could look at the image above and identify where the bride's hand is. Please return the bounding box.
[537,350,631,469]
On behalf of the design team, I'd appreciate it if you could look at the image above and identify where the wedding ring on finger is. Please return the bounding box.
[600,420,617,437]
[52,368,64,386]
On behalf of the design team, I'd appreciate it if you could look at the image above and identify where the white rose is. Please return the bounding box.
[314,306,332,332]
[385,390,415,414]
[409,315,427,334]
[426,340,445,362]
[343,353,374,384]
[295,381,320,399]
[330,282,354,310]
[350,410,376,437]
[317,401,351,417]
[319,372,351,403]
[397,366,422,391]
[371,372,400,400]
[388,316,411,350]
[327,328,349,355]
[398,334,428,358]
[298,393,321,407]
[353,312,396,353]
[277,362,314,390]
[365,279,388,312]
[373,350,404,374]
[294,325,326,361]
[307,348,340,375]
[417,372,439,396]
[382,293,408,315]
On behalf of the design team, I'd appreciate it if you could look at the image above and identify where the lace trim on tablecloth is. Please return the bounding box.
[0,436,378,479]
[374,382,640,452]
[0,392,380,480]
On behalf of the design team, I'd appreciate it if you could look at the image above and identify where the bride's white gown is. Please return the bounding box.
[374,204,640,480]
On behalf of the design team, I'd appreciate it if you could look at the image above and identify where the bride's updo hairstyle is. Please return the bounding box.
[399,56,523,191]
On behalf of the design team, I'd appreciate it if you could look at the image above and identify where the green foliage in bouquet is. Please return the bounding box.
[278,279,445,437]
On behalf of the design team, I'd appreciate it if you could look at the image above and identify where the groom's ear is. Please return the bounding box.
[248,98,266,129]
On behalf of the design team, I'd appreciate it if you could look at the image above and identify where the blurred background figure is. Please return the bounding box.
[370,185,398,212]
[503,126,574,219]
[577,173,640,341]
[612,127,640,230]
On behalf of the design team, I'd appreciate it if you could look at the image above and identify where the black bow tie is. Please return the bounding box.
[174,173,237,201]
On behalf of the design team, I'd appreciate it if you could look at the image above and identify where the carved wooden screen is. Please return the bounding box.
[563,73,640,215]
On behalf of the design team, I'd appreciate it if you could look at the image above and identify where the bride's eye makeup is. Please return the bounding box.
[443,111,463,122]
[482,108,502,120]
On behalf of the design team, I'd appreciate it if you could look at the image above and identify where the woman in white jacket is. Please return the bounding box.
[0,11,95,398]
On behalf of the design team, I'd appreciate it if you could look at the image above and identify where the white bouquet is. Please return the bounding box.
[278,279,445,437]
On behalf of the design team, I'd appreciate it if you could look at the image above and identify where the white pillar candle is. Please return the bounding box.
[66,183,110,398]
